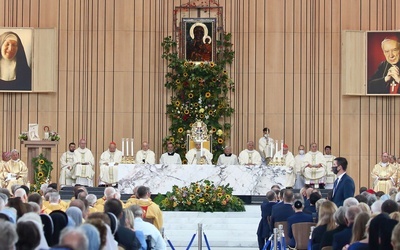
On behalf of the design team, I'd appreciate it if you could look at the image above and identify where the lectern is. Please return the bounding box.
[21,140,58,184]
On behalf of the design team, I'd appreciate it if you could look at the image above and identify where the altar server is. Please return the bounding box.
[217,146,238,165]
[159,142,182,165]
[99,141,123,186]
[72,139,95,186]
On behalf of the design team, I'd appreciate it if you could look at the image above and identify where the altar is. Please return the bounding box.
[117,164,290,195]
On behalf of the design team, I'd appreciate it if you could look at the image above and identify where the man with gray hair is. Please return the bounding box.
[129,205,166,250]
[14,188,27,203]
[333,206,362,250]
[3,149,28,192]
[59,227,89,250]
[44,192,65,213]
[217,146,239,165]
[86,193,98,213]
[0,220,18,249]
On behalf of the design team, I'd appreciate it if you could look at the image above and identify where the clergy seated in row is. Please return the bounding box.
[135,141,156,164]
[217,146,238,165]
[238,141,262,165]
[72,139,95,187]
[185,142,213,165]
[371,152,397,194]
[1,150,28,192]
[159,142,182,165]
[302,142,327,189]
[59,142,78,187]
[273,144,296,188]
[99,141,123,186]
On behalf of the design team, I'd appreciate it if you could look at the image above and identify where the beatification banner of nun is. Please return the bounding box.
[0,28,32,91]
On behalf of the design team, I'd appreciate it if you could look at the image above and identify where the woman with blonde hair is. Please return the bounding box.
[311,200,337,250]
[344,213,371,250]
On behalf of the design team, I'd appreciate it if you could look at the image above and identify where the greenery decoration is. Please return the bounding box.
[18,132,28,141]
[31,153,53,192]
[155,180,245,212]
[161,33,235,163]
[49,131,60,141]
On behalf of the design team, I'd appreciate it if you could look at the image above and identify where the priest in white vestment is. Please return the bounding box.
[323,145,336,189]
[99,142,123,185]
[302,143,327,188]
[135,141,156,164]
[238,141,262,165]
[258,127,275,163]
[160,142,182,165]
[294,145,306,189]
[72,139,95,186]
[185,142,213,165]
[0,152,11,187]
[59,142,77,187]
[3,149,28,191]
[371,152,397,194]
[217,146,238,165]
[273,144,295,188]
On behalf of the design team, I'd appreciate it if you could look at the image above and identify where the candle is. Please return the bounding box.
[269,142,273,157]
[200,141,203,156]
[281,140,284,156]
[131,138,134,157]
[122,138,124,157]
[126,139,129,156]
[275,140,278,156]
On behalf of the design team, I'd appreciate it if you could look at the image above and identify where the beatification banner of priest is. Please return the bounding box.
[99,142,123,185]
[72,139,95,187]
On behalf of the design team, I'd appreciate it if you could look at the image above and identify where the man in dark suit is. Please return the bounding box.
[332,205,362,250]
[257,190,277,250]
[331,157,355,207]
[270,189,295,229]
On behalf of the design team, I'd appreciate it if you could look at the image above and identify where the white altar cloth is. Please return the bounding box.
[117,164,289,195]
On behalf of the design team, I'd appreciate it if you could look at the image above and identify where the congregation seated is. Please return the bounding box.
[310,200,337,250]
[287,197,313,248]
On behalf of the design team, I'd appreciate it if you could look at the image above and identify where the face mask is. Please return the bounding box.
[264,134,269,138]
[299,150,305,155]
[332,166,339,174]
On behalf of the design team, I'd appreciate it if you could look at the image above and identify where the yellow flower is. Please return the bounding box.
[173,201,178,207]
[37,172,44,177]
[175,101,181,106]
[199,62,204,67]
[212,78,217,82]
[216,129,223,136]
[190,194,195,199]
[190,62,194,66]
[184,61,189,67]
[195,188,201,194]
[205,92,211,98]
[208,110,214,115]
[199,198,205,203]
[175,79,180,84]
[177,128,184,133]
[181,145,186,149]
[193,103,199,107]
[225,194,231,199]
[199,114,205,119]
[184,110,189,114]
[218,104,224,109]
[211,127,217,133]
[210,62,215,67]
[218,138,224,144]
[169,137,175,142]
[205,185,210,190]
[39,159,45,165]
[217,193,223,197]
[199,108,205,113]
[198,78,204,83]
[188,93,194,98]
[186,201,192,205]
[223,70,227,74]
[204,193,210,198]
[183,72,188,77]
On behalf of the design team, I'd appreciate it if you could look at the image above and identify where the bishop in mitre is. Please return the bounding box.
[3,149,28,191]
[99,141,123,186]
[72,139,95,186]
[302,142,327,188]
[238,141,262,165]
[185,142,213,165]
[59,142,78,187]
[272,144,296,188]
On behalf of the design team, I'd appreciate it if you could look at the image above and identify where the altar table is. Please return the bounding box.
[117,164,289,195]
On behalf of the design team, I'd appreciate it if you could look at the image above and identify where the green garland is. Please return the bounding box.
[161,33,235,163]
[31,153,53,192]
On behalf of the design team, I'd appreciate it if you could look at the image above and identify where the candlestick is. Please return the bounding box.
[131,138,134,157]
[269,140,273,157]
[122,138,124,157]
[275,140,278,156]
[280,140,284,156]
[126,139,129,157]
[200,141,204,156]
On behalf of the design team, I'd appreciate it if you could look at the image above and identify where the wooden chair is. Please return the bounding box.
[321,246,332,250]
[292,222,316,250]
[274,221,289,239]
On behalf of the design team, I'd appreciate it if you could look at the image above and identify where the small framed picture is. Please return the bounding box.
[28,123,40,141]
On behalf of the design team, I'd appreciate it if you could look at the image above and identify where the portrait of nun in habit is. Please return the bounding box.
[0,31,32,91]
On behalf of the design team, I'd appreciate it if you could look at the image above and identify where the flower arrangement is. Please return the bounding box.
[161,33,235,163]
[49,131,60,141]
[155,180,245,212]
[18,132,28,141]
[31,153,53,192]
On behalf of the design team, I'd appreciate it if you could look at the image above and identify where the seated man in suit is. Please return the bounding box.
[331,157,355,207]
[332,205,362,250]
[270,189,295,229]
[256,190,278,250]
